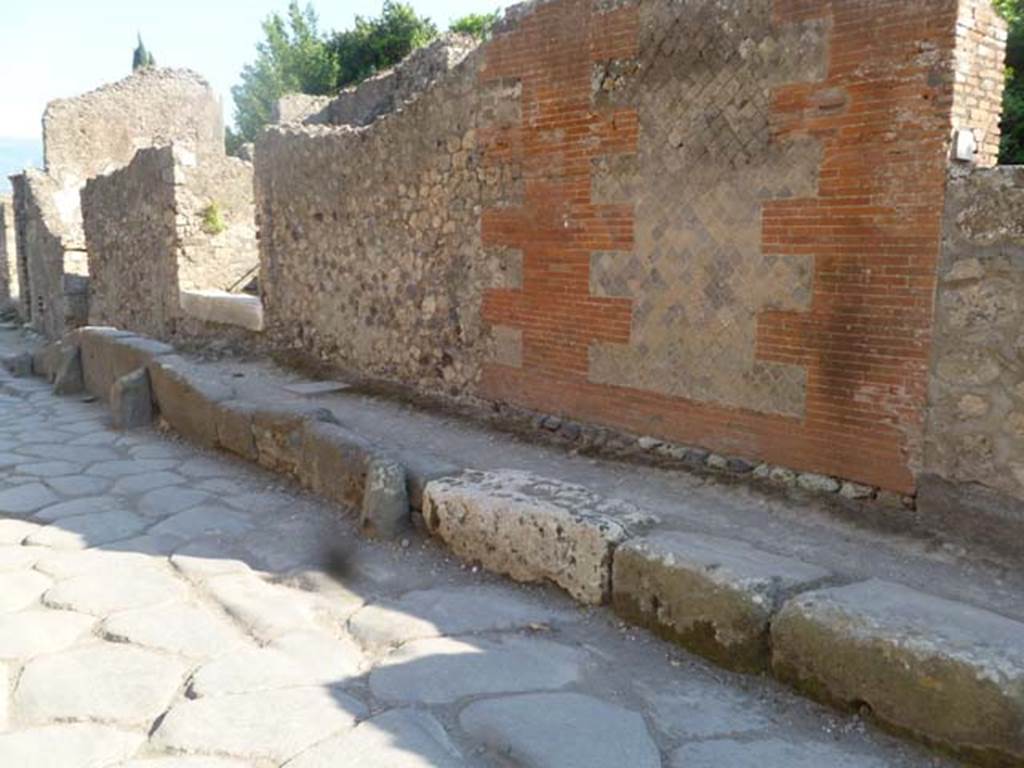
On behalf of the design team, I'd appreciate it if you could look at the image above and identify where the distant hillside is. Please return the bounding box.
[0,138,43,193]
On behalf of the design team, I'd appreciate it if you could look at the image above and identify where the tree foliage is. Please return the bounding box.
[329,2,437,88]
[132,35,156,72]
[449,11,501,41]
[996,0,1024,164]
[231,2,338,142]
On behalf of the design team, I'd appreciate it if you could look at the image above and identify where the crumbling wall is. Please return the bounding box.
[82,144,259,340]
[951,0,1007,167]
[256,0,1001,494]
[10,171,88,338]
[923,167,1024,520]
[0,194,18,310]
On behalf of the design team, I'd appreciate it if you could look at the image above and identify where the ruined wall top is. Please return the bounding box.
[43,67,223,187]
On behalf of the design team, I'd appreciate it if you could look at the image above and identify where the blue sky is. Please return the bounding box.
[0,0,502,189]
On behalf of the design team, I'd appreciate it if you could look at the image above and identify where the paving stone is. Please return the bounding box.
[204,572,348,641]
[613,532,830,672]
[25,510,150,549]
[0,483,59,514]
[189,631,364,696]
[152,686,366,764]
[21,443,120,463]
[15,642,186,725]
[138,487,212,518]
[177,457,235,479]
[460,692,660,768]
[348,585,566,648]
[0,544,39,571]
[637,679,774,739]
[168,539,254,579]
[102,602,248,658]
[88,459,179,478]
[422,470,636,604]
[147,505,255,540]
[370,635,582,704]
[0,723,145,768]
[668,737,889,768]
[284,709,463,768]
[0,609,96,659]
[46,474,113,496]
[35,496,119,522]
[43,563,189,614]
[282,380,351,397]
[33,547,156,579]
[0,569,52,612]
[14,460,83,477]
[772,579,1024,764]
[112,471,183,495]
[116,759,253,768]
[0,518,41,544]
[0,452,21,468]
[0,662,8,731]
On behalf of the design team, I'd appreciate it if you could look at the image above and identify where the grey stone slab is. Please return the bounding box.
[101,602,248,659]
[460,692,660,768]
[147,505,255,541]
[370,635,582,704]
[21,443,121,463]
[636,679,774,740]
[111,368,154,430]
[0,723,145,768]
[188,631,364,696]
[423,470,636,604]
[46,474,113,495]
[147,356,235,448]
[613,532,830,672]
[43,563,188,615]
[111,470,183,495]
[282,380,351,397]
[772,579,1024,764]
[0,609,96,659]
[87,459,179,478]
[348,584,567,649]
[15,642,186,726]
[138,486,212,518]
[669,737,889,768]
[0,482,59,514]
[13,460,83,477]
[168,539,254,580]
[36,495,119,522]
[152,686,366,764]
[26,510,149,549]
[284,709,463,768]
[0,569,52,612]
[361,457,410,539]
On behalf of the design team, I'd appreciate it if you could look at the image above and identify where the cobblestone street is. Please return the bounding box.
[0,369,952,768]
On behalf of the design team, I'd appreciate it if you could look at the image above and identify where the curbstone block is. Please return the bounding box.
[771,579,1024,766]
[52,346,85,396]
[613,532,831,672]
[251,403,338,475]
[361,457,410,539]
[393,450,463,512]
[146,356,234,448]
[1,352,33,378]
[215,400,261,461]
[110,368,154,430]
[75,328,174,401]
[422,470,635,604]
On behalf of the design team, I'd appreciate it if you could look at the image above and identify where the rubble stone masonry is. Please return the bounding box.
[255,0,1007,495]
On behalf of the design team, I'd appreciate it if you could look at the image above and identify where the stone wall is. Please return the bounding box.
[256,0,1007,494]
[923,167,1024,521]
[951,0,1007,166]
[82,144,258,340]
[0,194,17,310]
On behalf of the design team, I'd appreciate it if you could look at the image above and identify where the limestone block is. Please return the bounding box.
[110,368,154,429]
[422,470,635,604]
[298,421,378,507]
[52,344,84,395]
[393,449,463,511]
[772,579,1024,765]
[147,355,234,448]
[361,456,409,539]
[179,289,264,332]
[76,327,173,400]
[215,399,260,461]
[251,403,338,475]
[613,533,830,672]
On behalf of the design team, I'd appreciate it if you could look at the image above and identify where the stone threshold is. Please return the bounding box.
[5,328,1024,767]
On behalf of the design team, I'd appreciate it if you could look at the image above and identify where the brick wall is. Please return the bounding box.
[951,0,1008,166]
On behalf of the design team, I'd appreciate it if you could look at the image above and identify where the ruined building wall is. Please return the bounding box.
[951,0,1007,167]
[82,144,259,340]
[0,195,17,309]
[255,0,1003,495]
[923,167,1024,522]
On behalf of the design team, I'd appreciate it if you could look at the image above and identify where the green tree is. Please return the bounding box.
[132,34,156,72]
[329,2,437,88]
[996,0,1024,163]
[449,11,500,41]
[231,2,338,142]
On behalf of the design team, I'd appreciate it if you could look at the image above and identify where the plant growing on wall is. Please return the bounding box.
[328,2,438,87]
[996,0,1024,164]
[449,11,501,41]
[200,202,227,236]
[132,34,156,72]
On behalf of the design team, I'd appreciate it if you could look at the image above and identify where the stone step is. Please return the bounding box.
[771,579,1024,766]
[612,532,831,672]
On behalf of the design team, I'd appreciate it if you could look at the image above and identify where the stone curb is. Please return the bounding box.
[21,327,1024,764]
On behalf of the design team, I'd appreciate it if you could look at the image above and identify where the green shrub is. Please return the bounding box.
[201,202,226,236]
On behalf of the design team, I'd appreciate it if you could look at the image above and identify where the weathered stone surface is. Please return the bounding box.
[25,510,149,549]
[152,687,366,763]
[669,737,890,768]
[43,564,188,614]
[111,368,154,429]
[147,355,234,447]
[147,505,254,540]
[0,569,52,612]
[285,709,463,768]
[369,635,582,704]
[772,579,1024,764]
[0,544,39,571]
[252,403,337,475]
[0,609,95,659]
[0,518,41,544]
[179,290,264,332]
[15,642,185,725]
[1,352,33,377]
[215,399,259,461]
[348,585,565,649]
[36,495,118,522]
[78,328,173,401]
[188,631,364,696]
[393,450,463,511]
[360,456,409,539]
[298,420,376,507]
[112,471,182,495]
[0,482,59,514]
[52,345,85,395]
[613,532,830,672]
[0,724,144,768]
[422,470,635,604]
[101,602,246,658]
[460,693,660,768]
[116,759,253,768]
